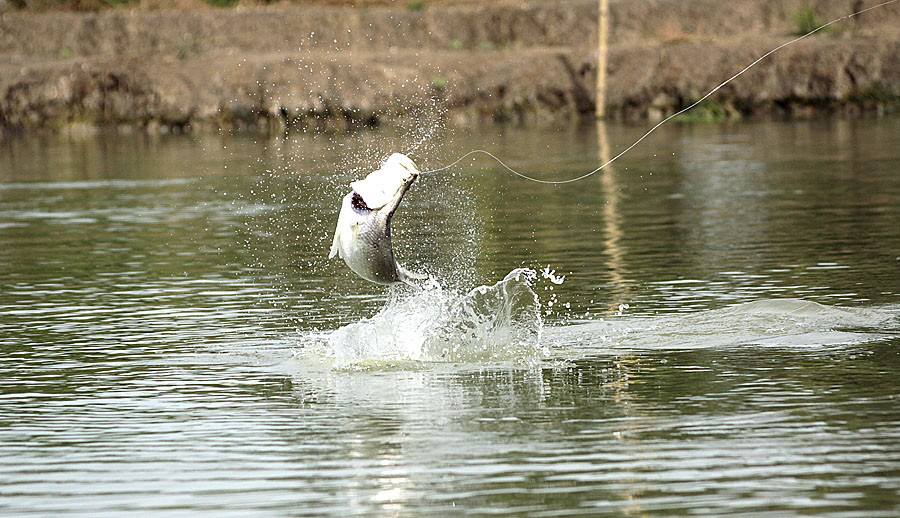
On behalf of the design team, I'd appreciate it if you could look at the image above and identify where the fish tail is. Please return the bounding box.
[397,264,428,286]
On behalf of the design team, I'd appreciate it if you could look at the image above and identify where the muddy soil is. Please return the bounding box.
[1,0,898,135]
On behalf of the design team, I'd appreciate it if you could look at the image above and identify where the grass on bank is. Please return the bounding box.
[673,101,733,123]
[793,6,830,36]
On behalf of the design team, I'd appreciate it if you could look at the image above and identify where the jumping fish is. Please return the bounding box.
[329,153,425,285]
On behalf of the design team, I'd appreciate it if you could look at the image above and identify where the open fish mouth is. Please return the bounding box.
[348,153,420,210]
[350,192,372,214]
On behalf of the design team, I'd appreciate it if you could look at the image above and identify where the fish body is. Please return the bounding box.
[329,153,424,285]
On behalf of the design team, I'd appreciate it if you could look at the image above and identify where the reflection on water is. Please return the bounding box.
[1,118,899,515]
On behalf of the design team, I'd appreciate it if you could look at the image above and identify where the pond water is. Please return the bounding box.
[1,118,899,516]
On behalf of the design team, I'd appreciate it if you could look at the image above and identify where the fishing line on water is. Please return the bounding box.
[420,0,898,185]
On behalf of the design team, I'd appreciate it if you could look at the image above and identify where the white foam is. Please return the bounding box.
[327,268,547,368]
[551,299,900,354]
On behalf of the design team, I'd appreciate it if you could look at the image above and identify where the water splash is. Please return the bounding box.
[551,299,900,355]
[327,268,547,368]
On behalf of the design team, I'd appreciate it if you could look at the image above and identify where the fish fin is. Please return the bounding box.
[330,196,352,260]
[329,216,344,259]
[329,230,341,259]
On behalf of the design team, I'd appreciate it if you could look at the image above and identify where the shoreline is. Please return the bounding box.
[1,0,899,136]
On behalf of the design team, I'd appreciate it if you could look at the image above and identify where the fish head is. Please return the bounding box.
[330,152,421,262]
[349,152,420,212]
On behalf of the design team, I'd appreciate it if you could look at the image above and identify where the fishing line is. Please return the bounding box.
[421,0,898,185]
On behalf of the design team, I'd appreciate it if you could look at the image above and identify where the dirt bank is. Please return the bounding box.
[1,0,899,135]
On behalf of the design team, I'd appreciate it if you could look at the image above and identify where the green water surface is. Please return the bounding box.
[1,119,899,516]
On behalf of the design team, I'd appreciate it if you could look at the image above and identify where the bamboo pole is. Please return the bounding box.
[596,0,609,119]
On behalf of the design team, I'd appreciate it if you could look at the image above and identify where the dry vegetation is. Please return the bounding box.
[2,0,489,11]
[1,0,897,135]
